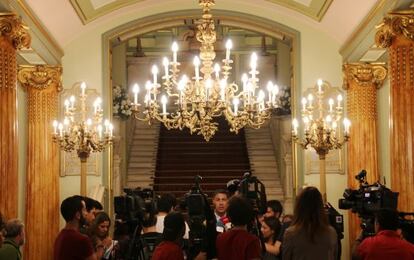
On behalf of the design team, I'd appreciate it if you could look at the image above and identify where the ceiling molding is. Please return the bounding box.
[265,0,333,21]
[69,0,332,24]
[69,0,144,24]
[339,0,412,62]
[9,0,64,64]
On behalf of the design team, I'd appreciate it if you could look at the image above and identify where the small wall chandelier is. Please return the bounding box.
[52,82,113,195]
[130,0,280,141]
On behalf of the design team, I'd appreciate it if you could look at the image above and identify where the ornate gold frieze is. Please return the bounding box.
[376,9,414,48]
[18,65,62,91]
[0,13,31,50]
[343,63,387,90]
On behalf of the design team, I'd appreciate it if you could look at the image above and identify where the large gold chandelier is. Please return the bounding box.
[130,0,280,141]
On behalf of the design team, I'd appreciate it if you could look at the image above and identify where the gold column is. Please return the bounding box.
[343,63,387,245]
[18,65,61,260]
[0,13,31,218]
[376,10,414,212]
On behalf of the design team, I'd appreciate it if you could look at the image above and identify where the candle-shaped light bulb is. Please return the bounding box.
[80,82,86,95]
[132,83,140,104]
[225,39,233,60]
[292,118,298,136]
[301,97,307,111]
[145,80,152,102]
[53,120,58,134]
[97,125,103,139]
[332,121,338,130]
[329,98,334,112]
[58,123,63,136]
[266,81,273,103]
[64,99,70,113]
[161,95,168,115]
[233,98,240,116]
[326,115,332,123]
[317,78,323,93]
[172,42,178,63]
[258,90,265,111]
[337,94,343,108]
[194,56,200,80]
[343,118,351,135]
[250,52,258,71]
[162,57,169,78]
[307,94,314,107]
[242,73,248,92]
[86,118,92,126]
[151,65,158,84]
[214,63,220,79]
[69,95,75,109]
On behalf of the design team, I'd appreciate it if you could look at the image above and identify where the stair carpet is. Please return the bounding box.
[245,125,284,201]
[126,121,160,189]
[153,118,251,199]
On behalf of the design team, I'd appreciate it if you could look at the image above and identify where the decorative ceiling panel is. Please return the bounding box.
[70,0,333,24]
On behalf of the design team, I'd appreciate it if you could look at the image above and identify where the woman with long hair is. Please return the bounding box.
[89,212,116,260]
[282,186,338,260]
[261,216,282,260]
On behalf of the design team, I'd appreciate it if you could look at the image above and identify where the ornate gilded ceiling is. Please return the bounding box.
[69,0,332,24]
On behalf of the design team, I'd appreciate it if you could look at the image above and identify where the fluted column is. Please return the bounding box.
[376,10,414,212]
[343,63,387,244]
[0,14,31,218]
[18,65,61,260]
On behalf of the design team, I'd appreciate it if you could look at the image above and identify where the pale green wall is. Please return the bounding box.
[17,85,27,221]
[377,77,391,186]
[60,0,348,257]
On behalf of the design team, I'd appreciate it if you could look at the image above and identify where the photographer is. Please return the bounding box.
[352,208,414,260]
[216,196,261,260]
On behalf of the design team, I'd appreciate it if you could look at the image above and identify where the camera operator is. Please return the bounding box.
[216,196,261,260]
[156,194,190,239]
[152,212,186,260]
[140,203,162,259]
[352,208,414,260]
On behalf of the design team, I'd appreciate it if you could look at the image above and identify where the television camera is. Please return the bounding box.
[185,175,217,259]
[338,170,399,237]
[113,188,158,260]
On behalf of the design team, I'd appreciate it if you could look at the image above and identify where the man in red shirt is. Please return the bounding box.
[54,195,96,260]
[216,196,261,260]
[152,212,185,260]
[353,208,414,260]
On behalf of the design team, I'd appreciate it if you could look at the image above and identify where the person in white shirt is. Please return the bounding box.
[155,193,189,239]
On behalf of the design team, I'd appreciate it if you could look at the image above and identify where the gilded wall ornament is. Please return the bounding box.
[342,63,387,90]
[376,10,414,48]
[0,13,31,50]
[18,65,62,91]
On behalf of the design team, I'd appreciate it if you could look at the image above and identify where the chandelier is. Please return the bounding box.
[292,79,350,201]
[130,0,280,141]
[52,82,113,196]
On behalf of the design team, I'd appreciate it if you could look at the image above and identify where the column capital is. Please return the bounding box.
[376,9,414,48]
[18,65,62,92]
[0,13,31,50]
[343,62,387,90]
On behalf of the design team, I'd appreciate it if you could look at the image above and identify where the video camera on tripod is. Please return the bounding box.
[185,175,217,259]
[338,170,399,237]
[113,188,158,260]
[238,172,267,215]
